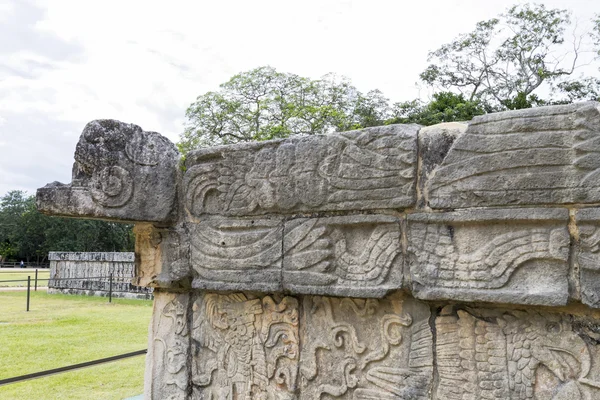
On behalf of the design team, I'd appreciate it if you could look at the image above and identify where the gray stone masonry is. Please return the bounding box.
[37,102,600,399]
[48,251,152,299]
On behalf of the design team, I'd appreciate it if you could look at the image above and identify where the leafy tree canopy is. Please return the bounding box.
[390,92,488,126]
[0,191,134,263]
[420,3,599,109]
[180,4,600,153]
[179,67,393,152]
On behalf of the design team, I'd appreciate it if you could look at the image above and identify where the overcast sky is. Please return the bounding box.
[1,0,599,196]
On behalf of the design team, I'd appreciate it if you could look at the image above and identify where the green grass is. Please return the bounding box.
[0,270,51,287]
[0,291,152,399]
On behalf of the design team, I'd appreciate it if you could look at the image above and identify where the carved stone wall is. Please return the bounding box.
[37,103,600,399]
[48,251,153,299]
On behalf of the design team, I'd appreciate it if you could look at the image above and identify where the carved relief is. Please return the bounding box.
[89,165,134,207]
[191,292,299,399]
[576,208,600,308]
[184,125,418,216]
[436,306,600,400]
[190,218,283,292]
[37,119,180,223]
[134,223,190,288]
[408,208,570,306]
[283,215,402,297]
[147,292,190,400]
[299,294,432,399]
[426,102,600,208]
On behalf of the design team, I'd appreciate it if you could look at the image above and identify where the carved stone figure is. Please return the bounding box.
[436,306,600,400]
[576,208,600,308]
[146,292,190,400]
[191,292,299,399]
[134,223,190,288]
[190,218,284,292]
[37,119,180,223]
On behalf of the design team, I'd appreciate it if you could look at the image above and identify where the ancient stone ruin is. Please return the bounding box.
[48,252,152,299]
[37,102,600,399]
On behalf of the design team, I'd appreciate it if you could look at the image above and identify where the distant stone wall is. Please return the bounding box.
[48,252,152,299]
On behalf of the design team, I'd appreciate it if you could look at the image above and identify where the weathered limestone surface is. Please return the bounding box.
[426,102,600,208]
[576,208,600,309]
[192,292,299,399]
[48,251,152,299]
[134,223,190,289]
[145,291,189,400]
[37,102,600,399]
[283,215,402,297]
[37,120,180,223]
[299,293,432,399]
[436,305,600,400]
[183,124,419,216]
[408,208,570,305]
[190,217,284,292]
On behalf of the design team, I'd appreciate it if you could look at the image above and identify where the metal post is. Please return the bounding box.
[26,276,31,312]
[35,269,38,291]
[109,273,113,303]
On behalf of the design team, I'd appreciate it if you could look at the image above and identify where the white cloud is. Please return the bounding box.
[1,0,599,194]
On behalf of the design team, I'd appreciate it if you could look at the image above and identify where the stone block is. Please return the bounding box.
[417,122,467,207]
[189,217,284,292]
[191,292,299,399]
[283,214,403,297]
[299,294,433,399]
[576,208,600,308]
[145,291,190,400]
[183,124,419,216]
[48,251,135,262]
[37,120,180,223]
[134,224,190,289]
[426,102,600,208]
[435,305,600,400]
[408,208,570,305]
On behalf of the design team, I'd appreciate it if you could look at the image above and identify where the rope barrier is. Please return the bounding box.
[0,350,147,387]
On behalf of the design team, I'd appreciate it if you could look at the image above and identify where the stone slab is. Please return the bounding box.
[435,305,600,400]
[191,292,299,399]
[576,208,600,308]
[48,251,134,262]
[134,223,190,289]
[426,102,600,208]
[145,291,189,400]
[37,120,180,223]
[184,124,419,216]
[189,217,284,292]
[283,214,403,298]
[299,293,432,399]
[417,122,466,208]
[408,208,570,305]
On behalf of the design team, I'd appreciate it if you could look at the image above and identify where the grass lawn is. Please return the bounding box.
[0,291,152,399]
[0,269,51,287]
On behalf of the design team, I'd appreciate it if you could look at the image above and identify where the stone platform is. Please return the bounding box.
[38,103,600,399]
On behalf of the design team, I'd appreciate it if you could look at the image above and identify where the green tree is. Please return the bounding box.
[0,191,134,263]
[420,4,598,109]
[179,67,391,153]
[389,92,487,125]
[0,190,28,260]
